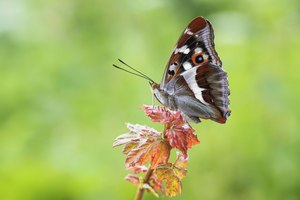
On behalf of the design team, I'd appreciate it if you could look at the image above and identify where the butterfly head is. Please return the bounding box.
[150,82,166,105]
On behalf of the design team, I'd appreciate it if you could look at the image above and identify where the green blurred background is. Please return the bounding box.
[1,0,300,199]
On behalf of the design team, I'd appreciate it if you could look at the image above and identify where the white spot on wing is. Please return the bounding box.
[174,45,189,54]
[183,61,192,70]
[181,67,209,105]
[194,86,207,105]
[183,48,190,54]
[184,28,193,35]
[194,48,203,53]
[203,54,209,60]
[169,63,177,71]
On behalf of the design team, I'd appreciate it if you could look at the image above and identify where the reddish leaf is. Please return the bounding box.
[114,105,201,198]
[114,123,171,169]
[154,154,188,197]
[141,105,184,126]
[166,124,199,156]
[141,105,166,123]
[113,123,160,148]
[173,153,188,179]
[126,139,171,169]
[151,141,172,169]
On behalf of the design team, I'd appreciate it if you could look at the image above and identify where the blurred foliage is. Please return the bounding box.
[0,0,300,199]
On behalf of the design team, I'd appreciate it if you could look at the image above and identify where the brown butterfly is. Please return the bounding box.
[114,17,231,124]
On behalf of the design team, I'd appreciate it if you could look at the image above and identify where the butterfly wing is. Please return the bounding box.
[161,17,222,88]
[159,16,231,123]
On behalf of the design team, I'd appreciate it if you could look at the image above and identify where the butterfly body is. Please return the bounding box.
[152,17,231,124]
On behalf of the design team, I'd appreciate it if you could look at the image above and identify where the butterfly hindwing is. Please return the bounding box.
[173,63,230,123]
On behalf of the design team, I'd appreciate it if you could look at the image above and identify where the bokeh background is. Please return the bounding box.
[1,0,300,199]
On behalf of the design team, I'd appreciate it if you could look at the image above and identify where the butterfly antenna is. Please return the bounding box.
[112,64,153,81]
[117,59,155,83]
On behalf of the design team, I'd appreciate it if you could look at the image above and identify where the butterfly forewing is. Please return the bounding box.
[161,17,221,88]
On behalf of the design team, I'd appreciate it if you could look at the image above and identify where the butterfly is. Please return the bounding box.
[114,16,231,124]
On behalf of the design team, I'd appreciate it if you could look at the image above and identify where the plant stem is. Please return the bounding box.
[134,167,154,200]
